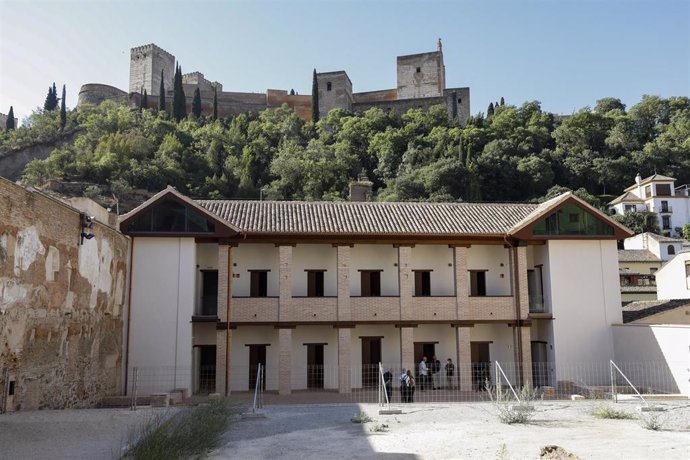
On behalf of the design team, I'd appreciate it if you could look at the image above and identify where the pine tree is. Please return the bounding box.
[60,85,67,130]
[500,97,505,106]
[172,64,187,122]
[212,87,218,120]
[142,89,148,110]
[192,87,202,118]
[487,102,495,117]
[6,106,15,130]
[311,69,319,122]
[158,69,166,113]
[44,83,59,111]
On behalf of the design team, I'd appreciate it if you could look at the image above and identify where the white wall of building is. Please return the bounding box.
[233,244,280,297]
[350,245,399,296]
[230,326,279,391]
[656,252,690,299]
[612,324,690,396]
[349,324,400,387]
[409,245,455,296]
[466,245,511,296]
[547,240,621,382]
[471,324,517,382]
[129,237,197,392]
[291,326,339,389]
[292,244,337,297]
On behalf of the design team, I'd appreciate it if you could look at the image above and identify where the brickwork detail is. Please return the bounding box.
[454,247,469,318]
[337,246,351,321]
[215,244,231,395]
[520,325,532,386]
[398,246,412,320]
[278,328,292,395]
[399,327,415,372]
[515,246,530,319]
[456,326,472,391]
[337,328,351,393]
[231,298,279,322]
[278,245,293,322]
[466,296,515,321]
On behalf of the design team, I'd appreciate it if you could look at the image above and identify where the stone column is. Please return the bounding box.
[454,246,469,320]
[278,327,293,395]
[215,243,233,395]
[520,325,532,387]
[278,245,293,321]
[456,326,472,391]
[399,327,415,372]
[514,246,530,319]
[337,327,352,393]
[398,246,412,320]
[337,246,351,321]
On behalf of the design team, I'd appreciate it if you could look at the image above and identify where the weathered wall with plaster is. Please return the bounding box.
[0,178,129,410]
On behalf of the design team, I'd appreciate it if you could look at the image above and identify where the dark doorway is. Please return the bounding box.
[531,341,549,387]
[361,337,382,387]
[413,342,437,389]
[201,270,218,316]
[198,345,216,394]
[248,344,267,391]
[470,271,487,296]
[306,344,325,389]
[470,341,491,390]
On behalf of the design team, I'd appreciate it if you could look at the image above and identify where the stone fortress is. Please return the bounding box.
[78,40,470,124]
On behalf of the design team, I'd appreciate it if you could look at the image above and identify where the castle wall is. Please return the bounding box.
[0,178,129,411]
[0,113,18,131]
[316,71,353,118]
[397,51,445,99]
[352,89,398,103]
[77,84,129,107]
[129,44,175,96]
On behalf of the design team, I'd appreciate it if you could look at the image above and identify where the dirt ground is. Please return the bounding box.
[213,400,690,460]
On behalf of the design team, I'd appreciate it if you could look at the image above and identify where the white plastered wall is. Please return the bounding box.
[656,252,690,299]
[547,240,622,383]
[466,245,511,295]
[291,326,339,390]
[230,326,279,391]
[471,324,517,382]
[349,325,401,388]
[292,244,337,296]
[350,244,399,296]
[232,244,280,297]
[409,245,455,296]
[129,237,196,393]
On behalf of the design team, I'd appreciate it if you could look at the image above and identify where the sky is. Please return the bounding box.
[0,0,688,123]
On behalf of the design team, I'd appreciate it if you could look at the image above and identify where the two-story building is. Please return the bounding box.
[609,173,690,237]
[119,188,631,396]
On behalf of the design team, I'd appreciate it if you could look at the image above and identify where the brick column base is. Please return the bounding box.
[338,328,352,393]
[278,328,293,395]
[456,326,472,391]
[520,325,532,387]
[400,327,415,373]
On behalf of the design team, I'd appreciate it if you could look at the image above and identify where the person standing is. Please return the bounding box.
[431,355,441,390]
[418,357,428,391]
[399,368,410,402]
[407,369,416,403]
[383,368,393,403]
[445,358,455,390]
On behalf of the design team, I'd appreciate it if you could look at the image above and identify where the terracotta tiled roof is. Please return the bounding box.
[646,233,685,243]
[618,249,661,263]
[196,200,539,236]
[622,299,690,323]
[624,174,676,192]
[609,191,643,205]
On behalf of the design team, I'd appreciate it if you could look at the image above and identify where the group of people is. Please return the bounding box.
[382,356,456,403]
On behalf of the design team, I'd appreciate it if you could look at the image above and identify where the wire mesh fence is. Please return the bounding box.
[120,360,688,407]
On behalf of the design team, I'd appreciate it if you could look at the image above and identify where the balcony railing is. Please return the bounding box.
[529,294,546,313]
[659,205,672,213]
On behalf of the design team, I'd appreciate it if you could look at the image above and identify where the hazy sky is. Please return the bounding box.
[1,0,688,122]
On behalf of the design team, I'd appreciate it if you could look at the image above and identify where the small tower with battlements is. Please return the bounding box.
[129,44,176,96]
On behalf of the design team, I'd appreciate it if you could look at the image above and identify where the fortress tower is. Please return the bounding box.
[129,44,175,96]
[396,39,446,99]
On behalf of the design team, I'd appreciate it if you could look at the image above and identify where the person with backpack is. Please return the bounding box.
[400,368,410,402]
[445,358,455,390]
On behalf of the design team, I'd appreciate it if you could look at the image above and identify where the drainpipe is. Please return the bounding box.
[225,244,231,396]
[124,237,134,395]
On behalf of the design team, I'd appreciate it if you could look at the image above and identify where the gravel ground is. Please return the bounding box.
[0,407,176,460]
[213,401,690,460]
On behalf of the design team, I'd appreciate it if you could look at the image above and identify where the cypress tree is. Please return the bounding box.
[289,88,295,96]
[311,69,319,122]
[60,84,67,130]
[487,102,494,117]
[500,97,505,106]
[44,83,58,111]
[172,64,187,122]
[142,89,148,110]
[6,106,15,130]
[192,87,202,118]
[158,69,166,113]
[212,87,218,120]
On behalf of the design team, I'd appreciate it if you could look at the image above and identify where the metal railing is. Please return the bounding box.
[610,360,648,407]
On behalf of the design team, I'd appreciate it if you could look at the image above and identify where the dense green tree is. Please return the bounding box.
[172,64,187,122]
[159,70,166,113]
[613,211,661,235]
[311,69,319,122]
[44,83,59,111]
[192,87,202,118]
[60,84,67,130]
[212,87,218,120]
[682,223,690,241]
[5,106,15,130]
[595,97,625,114]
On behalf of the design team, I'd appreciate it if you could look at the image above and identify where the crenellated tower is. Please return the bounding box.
[129,44,176,96]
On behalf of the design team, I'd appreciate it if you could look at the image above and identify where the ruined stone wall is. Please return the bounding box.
[0,178,129,411]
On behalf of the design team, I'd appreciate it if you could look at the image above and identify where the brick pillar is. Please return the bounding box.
[456,326,472,391]
[337,327,352,393]
[398,246,412,320]
[520,325,532,387]
[454,246,469,320]
[514,245,529,319]
[215,243,233,395]
[399,327,415,372]
[337,246,351,321]
[278,328,293,395]
[279,245,293,321]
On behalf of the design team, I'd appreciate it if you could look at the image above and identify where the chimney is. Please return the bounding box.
[349,174,373,202]
[635,173,642,185]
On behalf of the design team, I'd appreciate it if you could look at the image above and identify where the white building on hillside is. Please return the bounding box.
[655,250,690,300]
[118,189,631,396]
[609,174,690,237]
[623,232,686,262]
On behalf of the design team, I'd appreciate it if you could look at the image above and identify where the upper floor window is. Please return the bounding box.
[668,245,676,255]
[469,270,487,297]
[662,216,671,230]
[360,270,381,297]
[414,270,431,296]
[126,199,216,233]
[250,270,269,297]
[306,270,325,297]
[661,201,670,212]
[200,270,218,316]
[645,185,652,198]
[533,203,614,236]
[624,204,636,213]
[327,82,332,91]
[656,184,671,196]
